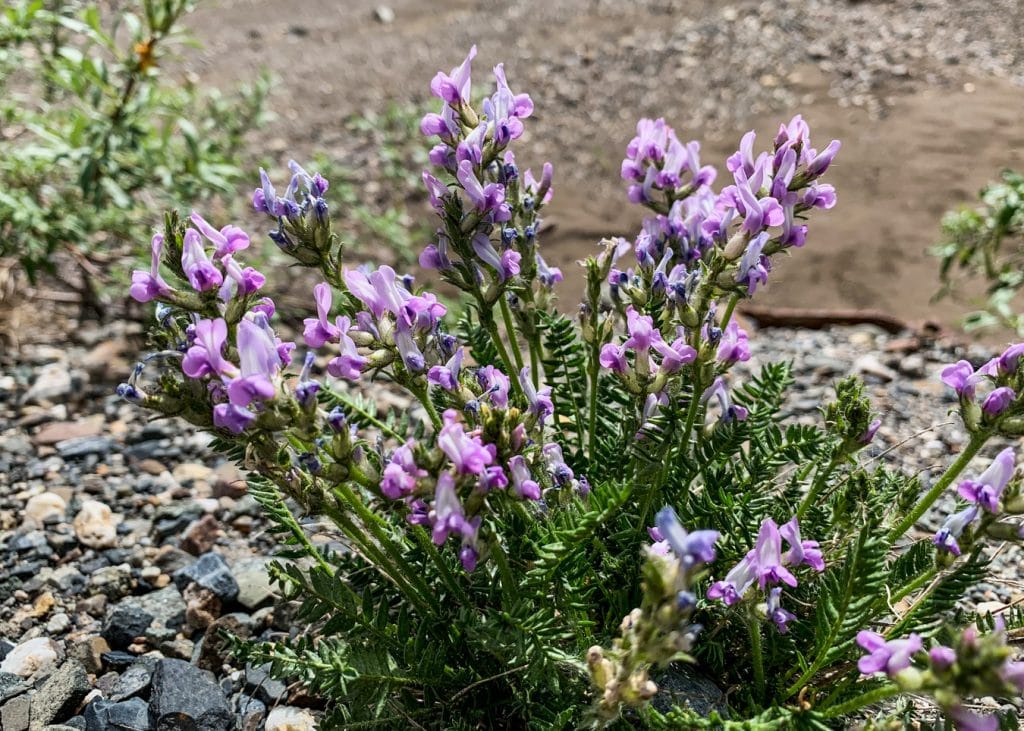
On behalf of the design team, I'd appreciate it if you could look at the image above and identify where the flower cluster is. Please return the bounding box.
[707,516,824,633]
[941,344,1024,426]
[252,160,332,259]
[858,620,1024,731]
[589,507,717,721]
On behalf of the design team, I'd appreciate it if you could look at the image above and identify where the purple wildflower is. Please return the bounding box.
[653,506,719,567]
[381,441,425,500]
[485,63,534,147]
[130,234,173,303]
[458,161,511,222]
[536,253,563,288]
[226,316,280,407]
[519,367,554,424]
[929,645,957,669]
[700,377,749,423]
[933,505,979,556]
[859,418,882,445]
[856,631,922,676]
[997,343,1024,374]
[477,365,510,408]
[343,265,408,320]
[947,706,999,731]
[766,588,797,634]
[958,448,1015,513]
[430,45,477,106]
[477,465,508,493]
[303,283,342,348]
[182,318,236,379]
[428,348,464,392]
[218,256,265,302]
[213,403,256,434]
[982,386,1016,416]
[941,360,981,399]
[471,232,521,281]
[326,316,367,381]
[736,232,771,296]
[707,553,757,605]
[652,335,698,375]
[716,320,751,364]
[779,516,825,572]
[599,343,628,373]
[181,229,223,293]
[294,352,320,407]
[430,473,479,545]
[508,455,541,500]
[542,442,574,487]
[438,410,495,475]
[753,518,798,589]
[190,212,250,259]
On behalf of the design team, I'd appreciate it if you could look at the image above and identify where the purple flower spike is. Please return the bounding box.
[423,171,450,213]
[438,410,495,475]
[519,367,554,424]
[303,282,342,348]
[766,587,797,634]
[856,631,923,677]
[430,473,478,546]
[653,506,718,566]
[226,317,281,408]
[716,320,751,364]
[652,336,698,375]
[130,234,174,303]
[472,232,520,281]
[933,505,979,556]
[458,161,511,222]
[218,256,265,302]
[805,140,841,177]
[508,455,541,500]
[213,403,256,434]
[430,45,477,105]
[190,211,250,259]
[536,253,563,288]
[181,229,223,293]
[958,447,1015,513]
[182,318,236,379]
[859,418,882,445]
[753,518,798,589]
[477,465,508,493]
[982,386,1016,416]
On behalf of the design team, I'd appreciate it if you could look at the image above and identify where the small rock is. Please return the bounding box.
[245,663,288,704]
[89,564,133,599]
[265,706,317,731]
[55,437,113,460]
[83,696,149,731]
[109,663,152,702]
[45,613,70,635]
[184,585,222,630]
[73,501,117,549]
[238,695,266,731]
[233,558,276,609]
[136,459,168,476]
[898,353,926,378]
[29,660,90,730]
[172,462,213,485]
[173,552,239,602]
[211,463,246,499]
[0,638,62,677]
[373,5,395,23]
[23,493,68,527]
[854,354,897,382]
[1,694,32,731]
[149,658,232,731]
[68,637,109,676]
[24,364,73,405]
[101,604,153,651]
[31,417,104,447]
[179,515,222,556]
[0,671,29,703]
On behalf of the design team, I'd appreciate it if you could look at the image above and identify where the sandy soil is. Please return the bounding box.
[180,0,1024,326]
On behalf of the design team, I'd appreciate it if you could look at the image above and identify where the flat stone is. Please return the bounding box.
[68,638,109,676]
[0,671,30,702]
[1,694,32,731]
[73,501,117,549]
[109,663,152,703]
[55,437,113,460]
[32,417,105,447]
[83,697,149,731]
[245,663,288,704]
[233,558,276,609]
[24,364,73,405]
[179,515,222,556]
[23,493,68,527]
[173,553,238,602]
[149,658,232,731]
[0,637,61,677]
[29,660,90,730]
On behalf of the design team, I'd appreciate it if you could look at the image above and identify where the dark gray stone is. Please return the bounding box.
[102,604,154,650]
[109,663,152,702]
[172,553,238,603]
[650,665,728,718]
[0,670,29,702]
[237,695,265,731]
[30,659,91,729]
[84,698,150,731]
[244,663,288,703]
[55,437,113,459]
[149,658,232,731]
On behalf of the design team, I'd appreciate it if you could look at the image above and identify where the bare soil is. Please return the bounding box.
[181,0,1024,326]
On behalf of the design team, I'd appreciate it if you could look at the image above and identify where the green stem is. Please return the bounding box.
[748,614,766,703]
[887,432,988,543]
[411,526,472,606]
[499,296,526,375]
[415,384,443,431]
[889,566,937,605]
[796,455,840,520]
[587,348,601,467]
[720,293,741,328]
[328,389,403,440]
[821,684,902,718]
[480,309,524,398]
[489,535,516,606]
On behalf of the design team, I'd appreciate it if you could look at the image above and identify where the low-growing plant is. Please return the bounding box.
[0,0,268,304]
[121,47,1024,729]
[934,170,1024,335]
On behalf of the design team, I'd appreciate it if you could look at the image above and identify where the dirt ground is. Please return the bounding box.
[181,0,1024,327]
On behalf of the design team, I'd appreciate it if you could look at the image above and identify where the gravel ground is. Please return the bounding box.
[1,316,1021,728]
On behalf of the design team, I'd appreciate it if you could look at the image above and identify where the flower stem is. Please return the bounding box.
[720,293,741,328]
[499,296,526,375]
[479,305,524,399]
[796,455,840,520]
[747,614,766,703]
[821,684,902,718]
[887,431,988,543]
